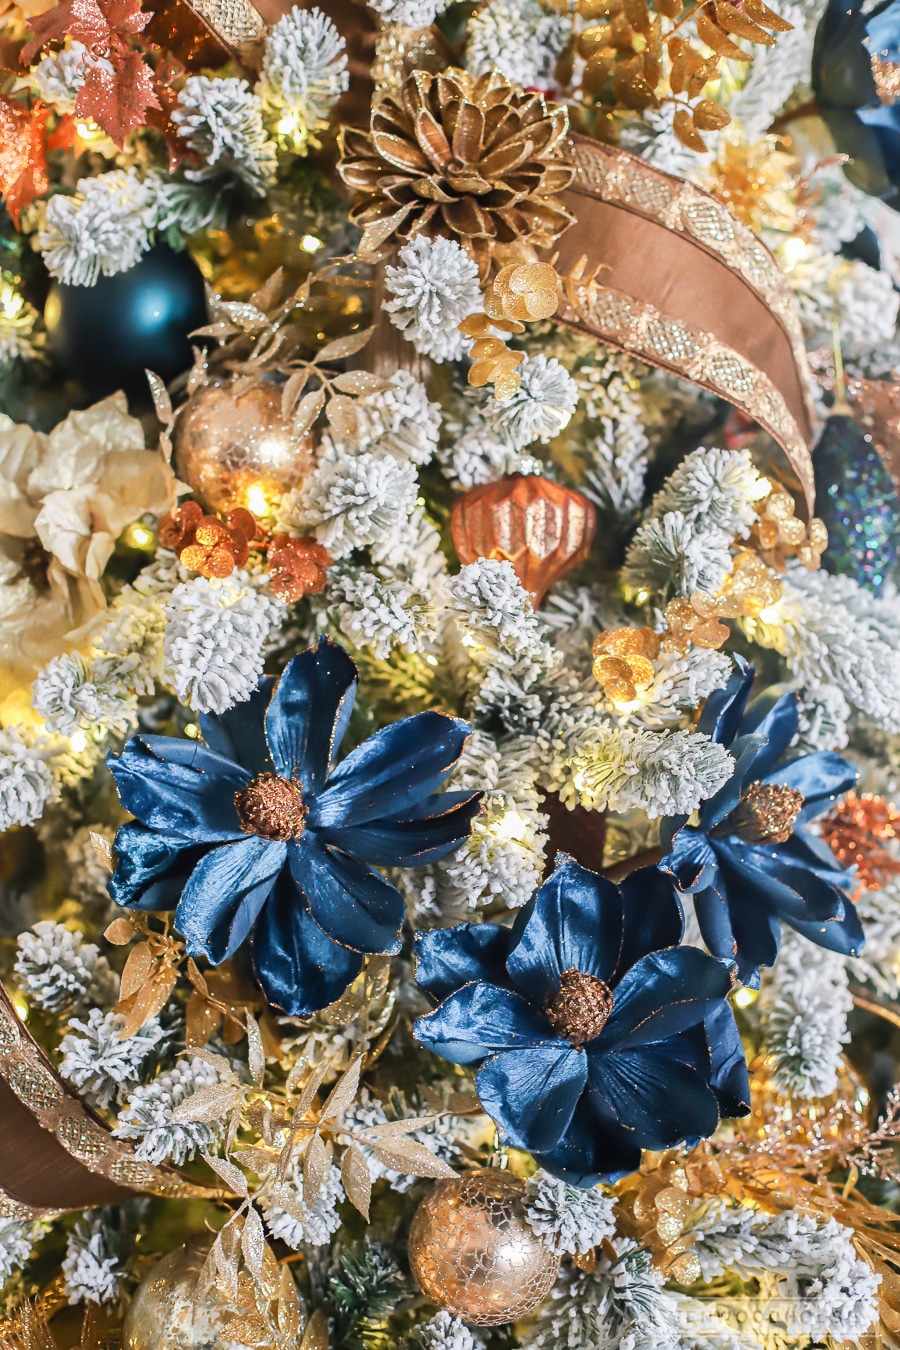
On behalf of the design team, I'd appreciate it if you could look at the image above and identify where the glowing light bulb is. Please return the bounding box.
[13,998,28,1022]
[301,234,322,253]
[123,522,154,550]
[733,987,758,1009]
[494,809,529,843]
[184,722,200,740]
[277,110,300,137]
[75,119,103,141]
[245,483,270,517]
[0,283,24,320]
[424,654,438,667]
[633,588,650,606]
[758,603,782,624]
[70,730,87,753]
[781,237,808,270]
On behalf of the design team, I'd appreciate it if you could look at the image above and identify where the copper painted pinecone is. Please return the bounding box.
[337,68,575,278]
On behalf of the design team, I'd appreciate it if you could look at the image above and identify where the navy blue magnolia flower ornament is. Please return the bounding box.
[660,657,863,988]
[813,0,900,208]
[107,637,482,1017]
[414,857,749,1187]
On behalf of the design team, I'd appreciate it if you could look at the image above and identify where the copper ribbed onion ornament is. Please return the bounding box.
[451,472,596,606]
[408,1171,560,1326]
[173,380,314,515]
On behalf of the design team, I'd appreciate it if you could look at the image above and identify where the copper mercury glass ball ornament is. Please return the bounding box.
[450,472,596,607]
[173,380,314,515]
[123,1238,243,1350]
[408,1170,560,1326]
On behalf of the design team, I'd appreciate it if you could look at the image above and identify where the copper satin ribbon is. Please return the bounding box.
[555,135,816,511]
[0,985,213,1216]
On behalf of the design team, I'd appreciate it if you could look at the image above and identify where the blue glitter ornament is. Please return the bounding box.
[813,412,900,592]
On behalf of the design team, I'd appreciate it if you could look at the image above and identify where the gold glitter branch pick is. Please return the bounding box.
[592,627,660,701]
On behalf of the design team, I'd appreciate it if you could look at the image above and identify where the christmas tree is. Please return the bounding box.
[1,0,900,1343]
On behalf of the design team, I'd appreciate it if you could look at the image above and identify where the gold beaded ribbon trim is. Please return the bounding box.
[0,985,216,1215]
[555,135,816,511]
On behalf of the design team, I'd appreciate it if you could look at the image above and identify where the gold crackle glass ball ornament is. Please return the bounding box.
[408,1171,560,1326]
[173,380,314,516]
[123,1238,241,1350]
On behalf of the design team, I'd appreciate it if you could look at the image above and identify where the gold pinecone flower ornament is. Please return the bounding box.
[337,68,576,277]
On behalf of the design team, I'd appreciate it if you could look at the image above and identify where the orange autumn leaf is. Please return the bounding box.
[0,98,50,226]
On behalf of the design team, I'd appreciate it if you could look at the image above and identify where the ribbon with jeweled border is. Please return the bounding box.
[0,985,217,1217]
[554,134,816,513]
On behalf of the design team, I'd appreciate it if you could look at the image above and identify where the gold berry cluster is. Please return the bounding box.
[592,626,660,700]
[754,484,828,570]
[461,262,561,399]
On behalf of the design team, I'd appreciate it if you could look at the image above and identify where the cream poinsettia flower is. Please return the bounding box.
[0,394,178,710]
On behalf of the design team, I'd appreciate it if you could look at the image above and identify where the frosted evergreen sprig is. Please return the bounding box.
[173,76,277,196]
[0,1218,46,1286]
[62,1214,125,1305]
[0,727,56,830]
[32,652,138,739]
[758,930,852,1099]
[384,237,482,364]
[37,169,158,286]
[466,0,569,89]
[15,921,116,1017]
[406,1312,485,1350]
[261,1160,344,1247]
[623,446,765,599]
[114,1056,226,1166]
[164,571,283,715]
[283,450,419,558]
[59,1010,167,1109]
[482,355,578,449]
[524,1171,617,1256]
[258,5,348,150]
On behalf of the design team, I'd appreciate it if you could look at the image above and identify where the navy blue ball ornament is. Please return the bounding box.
[813,411,900,592]
[44,245,208,402]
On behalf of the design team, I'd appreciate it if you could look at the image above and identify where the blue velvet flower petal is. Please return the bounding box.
[476,1045,587,1153]
[175,836,286,964]
[661,828,719,893]
[615,866,684,981]
[265,638,358,793]
[314,713,471,828]
[288,839,405,954]
[506,857,624,1003]
[108,737,250,841]
[705,1001,751,1116]
[588,1044,721,1152]
[697,864,780,987]
[602,947,735,1051]
[413,923,514,1003]
[722,843,845,924]
[200,680,274,776]
[252,873,364,1017]
[316,791,483,866]
[767,751,858,817]
[698,733,767,830]
[414,982,556,1065]
[697,657,753,742]
[108,822,205,912]
[531,1095,642,1186]
[783,826,854,884]
[786,896,865,956]
[739,688,798,778]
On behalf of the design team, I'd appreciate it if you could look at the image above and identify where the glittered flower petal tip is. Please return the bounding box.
[414,856,747,1187]
[661,655,864,986]
[107,635,482,1018]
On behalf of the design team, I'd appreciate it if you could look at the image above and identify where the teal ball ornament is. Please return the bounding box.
[45,245,208,403]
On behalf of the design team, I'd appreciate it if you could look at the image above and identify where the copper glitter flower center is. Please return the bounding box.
[545,968,614,1046]
[234,773,308,841]
[730,780,804,845]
